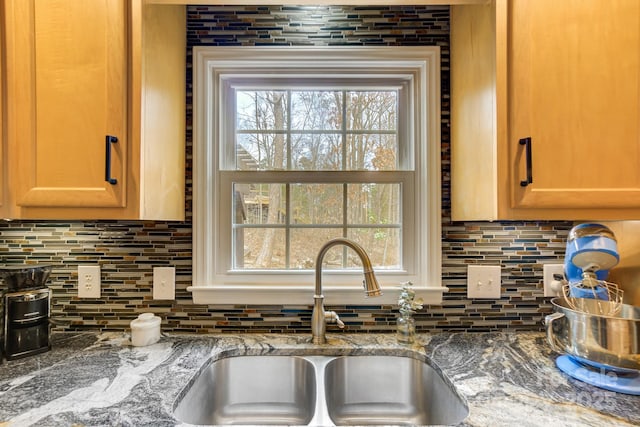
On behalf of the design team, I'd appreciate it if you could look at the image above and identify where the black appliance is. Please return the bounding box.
[0,265,52,360]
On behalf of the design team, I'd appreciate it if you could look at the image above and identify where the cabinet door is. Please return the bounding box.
[5,0,127,208]
[508,0,640,209]
[0,5,4,216]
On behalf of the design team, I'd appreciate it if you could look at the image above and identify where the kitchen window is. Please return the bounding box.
[189,47,445,305]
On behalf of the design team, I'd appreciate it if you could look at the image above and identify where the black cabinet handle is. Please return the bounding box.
[105,135,118,185]
[519,137,533,187]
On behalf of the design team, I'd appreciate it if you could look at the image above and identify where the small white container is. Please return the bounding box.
[130,313,161,347]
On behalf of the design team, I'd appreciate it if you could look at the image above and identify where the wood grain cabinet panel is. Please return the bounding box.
[5,0,127,210]
[3,0,185,220]
[0,1,5,218]
[451,0,640,220]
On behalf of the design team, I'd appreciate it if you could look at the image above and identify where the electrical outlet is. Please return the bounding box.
[153,267,175,300]
[467,265,501,299]
[78,265,101,298]
[543,264,565,297]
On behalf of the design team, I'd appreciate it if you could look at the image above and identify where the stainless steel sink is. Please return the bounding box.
[324,355,469,426]
[173,355,316,425]
[173,354,468,426]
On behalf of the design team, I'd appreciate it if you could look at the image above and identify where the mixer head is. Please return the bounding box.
[561,223,623,315]
[564,223,619,283]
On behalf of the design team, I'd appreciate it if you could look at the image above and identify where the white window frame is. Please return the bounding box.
[189,46,446,305]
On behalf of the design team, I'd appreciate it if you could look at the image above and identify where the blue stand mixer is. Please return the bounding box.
[546,223,640,395]
[563,223,621,302]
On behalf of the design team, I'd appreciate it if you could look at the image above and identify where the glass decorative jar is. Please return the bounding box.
[396,314,416,344]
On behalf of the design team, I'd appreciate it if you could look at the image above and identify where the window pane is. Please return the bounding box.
[345,134,397,171]
[236,133,287,170]
[290,228,343,269]
[346,91,397,131]
[236,90,288,131]
[291,91,341,130]
[291,133,342,170]
[347,183,401,225]
[291,184,343,224]
[233,183,286,225]
[347,228,401,269]
[236,228,286,269]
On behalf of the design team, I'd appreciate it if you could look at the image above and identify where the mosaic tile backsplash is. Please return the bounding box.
[0,5,572,334]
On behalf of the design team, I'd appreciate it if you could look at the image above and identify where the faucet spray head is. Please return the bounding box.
[363,271,383,297]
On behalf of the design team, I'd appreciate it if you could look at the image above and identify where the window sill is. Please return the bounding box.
[187,284,448,305]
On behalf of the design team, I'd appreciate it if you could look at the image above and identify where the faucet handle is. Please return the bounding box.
[325,311,345,329]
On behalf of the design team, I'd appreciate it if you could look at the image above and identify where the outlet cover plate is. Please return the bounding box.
[543,264,565,297]
[467,265,501,299]
[78,265,101,298]
[153,267,175,300]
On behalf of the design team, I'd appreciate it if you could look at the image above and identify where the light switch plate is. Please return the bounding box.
[153,267,175,300]
[543,264,565,297]
[467,265,501,299]
[78,265,101,298]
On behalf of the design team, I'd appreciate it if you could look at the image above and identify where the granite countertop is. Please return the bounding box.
[0,332,637,427]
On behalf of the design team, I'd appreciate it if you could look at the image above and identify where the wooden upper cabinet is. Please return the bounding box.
[3,0,185,220]
[451,0,640,220]
[0,1,5,218]
[5,0,127,209]
[508,0,640,210]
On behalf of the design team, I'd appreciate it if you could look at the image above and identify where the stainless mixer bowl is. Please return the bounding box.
[546,297,640,371]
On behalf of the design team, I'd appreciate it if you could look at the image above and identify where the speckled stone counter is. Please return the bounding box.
[0,332,637,426]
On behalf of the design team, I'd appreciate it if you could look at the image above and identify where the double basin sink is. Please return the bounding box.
[173,354,469,426]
